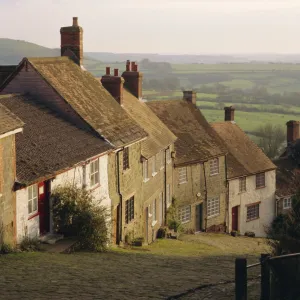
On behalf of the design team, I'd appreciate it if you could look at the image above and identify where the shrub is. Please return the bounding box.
[244,231,255,238]
[0,243,15,254]
[166,197,182,233]
[157,227,167,239]
[20,237,41,252]
[51,184,109,252]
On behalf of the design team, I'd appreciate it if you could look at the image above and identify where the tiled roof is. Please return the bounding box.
[122,90,176,158]
[0,94,112,185]
[146,100,226,165]
[26,57,147,148]
[0,65,16,86]
[212,121,276,179]
[0,96,23,135]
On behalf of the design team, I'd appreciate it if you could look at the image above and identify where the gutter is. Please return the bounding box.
[164,148,167,226]
[203,161,208,231]
[116,150,123,244]
[224,155,229,233]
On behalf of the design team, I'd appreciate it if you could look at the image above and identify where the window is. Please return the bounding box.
[90,158,99,186]
[178,167,187,184]
[166,184,171,206]
[159,192,163,224]
[210,158,219,175]
[152,156,156,175]
[283,197,292,209]
[28,184,38,215]
[207,197,220,218]
[239,177,246,193]
[153,199,157,221]
[123,147,130,170]
[166,148,171,164]
[178,205,191,223]
[160,151,164,169]
[143,160,149,181]
[256,173,265,189]
[247,203,259,221]
[125,196,134,224]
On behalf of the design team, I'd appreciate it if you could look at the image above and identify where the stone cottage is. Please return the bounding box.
[147,92,228,233]
[212,107,276,237]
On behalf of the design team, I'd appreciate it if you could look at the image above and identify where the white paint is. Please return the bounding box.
[0,127,23,140]
[228,170,276,237]
[16,154,111,243]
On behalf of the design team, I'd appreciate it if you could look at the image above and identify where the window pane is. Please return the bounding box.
[178,206,191,223]
[247,204,259,221]
[207,197,220,217]
[210,158,219,175]
[178,167,187,184]
[33,197,38,212]
[28,186,32,200]
[28,200,32,214]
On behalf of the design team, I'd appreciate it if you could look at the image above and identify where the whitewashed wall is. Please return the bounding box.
[228,170,276,237]
[16,154,111,243]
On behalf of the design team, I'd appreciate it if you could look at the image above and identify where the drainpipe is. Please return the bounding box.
[224,155,229,233]
[116,150,123,243]
[203,161,208,231]
[164,148,168,226]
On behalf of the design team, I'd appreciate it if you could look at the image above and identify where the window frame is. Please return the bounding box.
[152,156,157,176]
[143,160,149,182]
[239,176,247,193]
[166,148,171,164]
[283,197,292,210]
[178,205,191,224]
[90,158,100,187]
[207,197,220,218]
[178,167,187,184]
[166,184,171,207]
[28,184,38,216]
[256,172,265,189]
[210,158,219,176]
[123,147,130,171]
[246,203,260,221]
[125,196,134,224]
[153,199,157,221]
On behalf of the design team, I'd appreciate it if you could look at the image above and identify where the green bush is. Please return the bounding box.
[20,237,41,252]
[0,243,15,254]
[157,227,167,239]
[51,184,109,252]
[166,197,182,233]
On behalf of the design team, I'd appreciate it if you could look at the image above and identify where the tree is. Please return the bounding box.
[256,123,285,159]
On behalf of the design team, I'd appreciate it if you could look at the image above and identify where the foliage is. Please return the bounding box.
[166,198,182,233]
[157,227,168,239]
[256,123,285,158]
[0,243,15,254]
[20,237,41,252]
[51,184,109,252]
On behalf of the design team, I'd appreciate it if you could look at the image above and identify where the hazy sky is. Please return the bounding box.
[1,0,300,54]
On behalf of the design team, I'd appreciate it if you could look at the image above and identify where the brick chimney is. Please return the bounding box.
[183,91,197,106]
[101,67,124,105]
[224,106,235,121]
[122,60,143,99]
[60,17,83,67]
[286,120,300,144]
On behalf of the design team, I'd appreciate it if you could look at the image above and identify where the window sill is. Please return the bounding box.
[283,207,291,210]
[160,166,164,171]
[256,186,266,190]
[207,213,220,220]
[152,220,157,227]
[179,181,187,185]
[89,183,100,192]
[143,178,150,183]
[123,168,131,175]
[238,191,247,194]
[167,160,171,164]
[246,217,259,222]
[210,172,219,177]
[152,172,158,177]
[148,213,152,218]
[28,212,39,220]
[181,220,191,224]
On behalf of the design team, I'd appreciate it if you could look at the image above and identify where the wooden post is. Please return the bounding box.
[261,254,271,300]
[235,258,247,300]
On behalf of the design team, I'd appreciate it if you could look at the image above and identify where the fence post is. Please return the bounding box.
[261,253,270,300]
[235,257,247,300]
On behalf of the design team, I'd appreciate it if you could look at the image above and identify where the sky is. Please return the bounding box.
[1,0,300,54]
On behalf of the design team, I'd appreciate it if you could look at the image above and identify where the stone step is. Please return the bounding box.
[39,233,64,244]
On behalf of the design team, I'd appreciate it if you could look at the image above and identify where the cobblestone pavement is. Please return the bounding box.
[0,250,261,300]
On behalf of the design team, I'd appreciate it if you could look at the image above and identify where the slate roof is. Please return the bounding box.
[0,94,112,185]
[212,121,276,179]
[122,90,177,158]
[146,100,226,166]
[25,57,147,148]
[0,65,16,86]
[0,97,24,135]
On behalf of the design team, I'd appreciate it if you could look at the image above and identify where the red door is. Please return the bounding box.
[232,206,239,231]
[38,181,50,234]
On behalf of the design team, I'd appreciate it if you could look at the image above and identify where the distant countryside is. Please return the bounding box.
[84,58,300,143]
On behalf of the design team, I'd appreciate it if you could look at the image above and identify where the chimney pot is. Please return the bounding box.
[131,61,135,71]
[133,64,138,72]
[287,120,300,144]
[126,60,130,71]
[73,17,78,26]
[106,67,111,75]
[224,106,235,121]
[114,69,119,77]
[183,91,197,106]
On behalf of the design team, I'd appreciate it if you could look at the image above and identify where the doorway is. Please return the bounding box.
[38,180,50,234]
[196,203,203,232]
[232,206,239,231]
[145,207,149,243]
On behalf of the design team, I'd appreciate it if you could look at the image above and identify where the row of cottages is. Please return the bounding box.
[274,121,300,215]
[0,17,176,245]
[0,17,277,245]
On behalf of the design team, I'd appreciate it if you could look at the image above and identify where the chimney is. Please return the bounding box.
[286,120,300,144]
[60,17,83,67]
[224,106,235,121]
[101,67,124,105]
[183,91,197,106]
[122,61,143,99]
